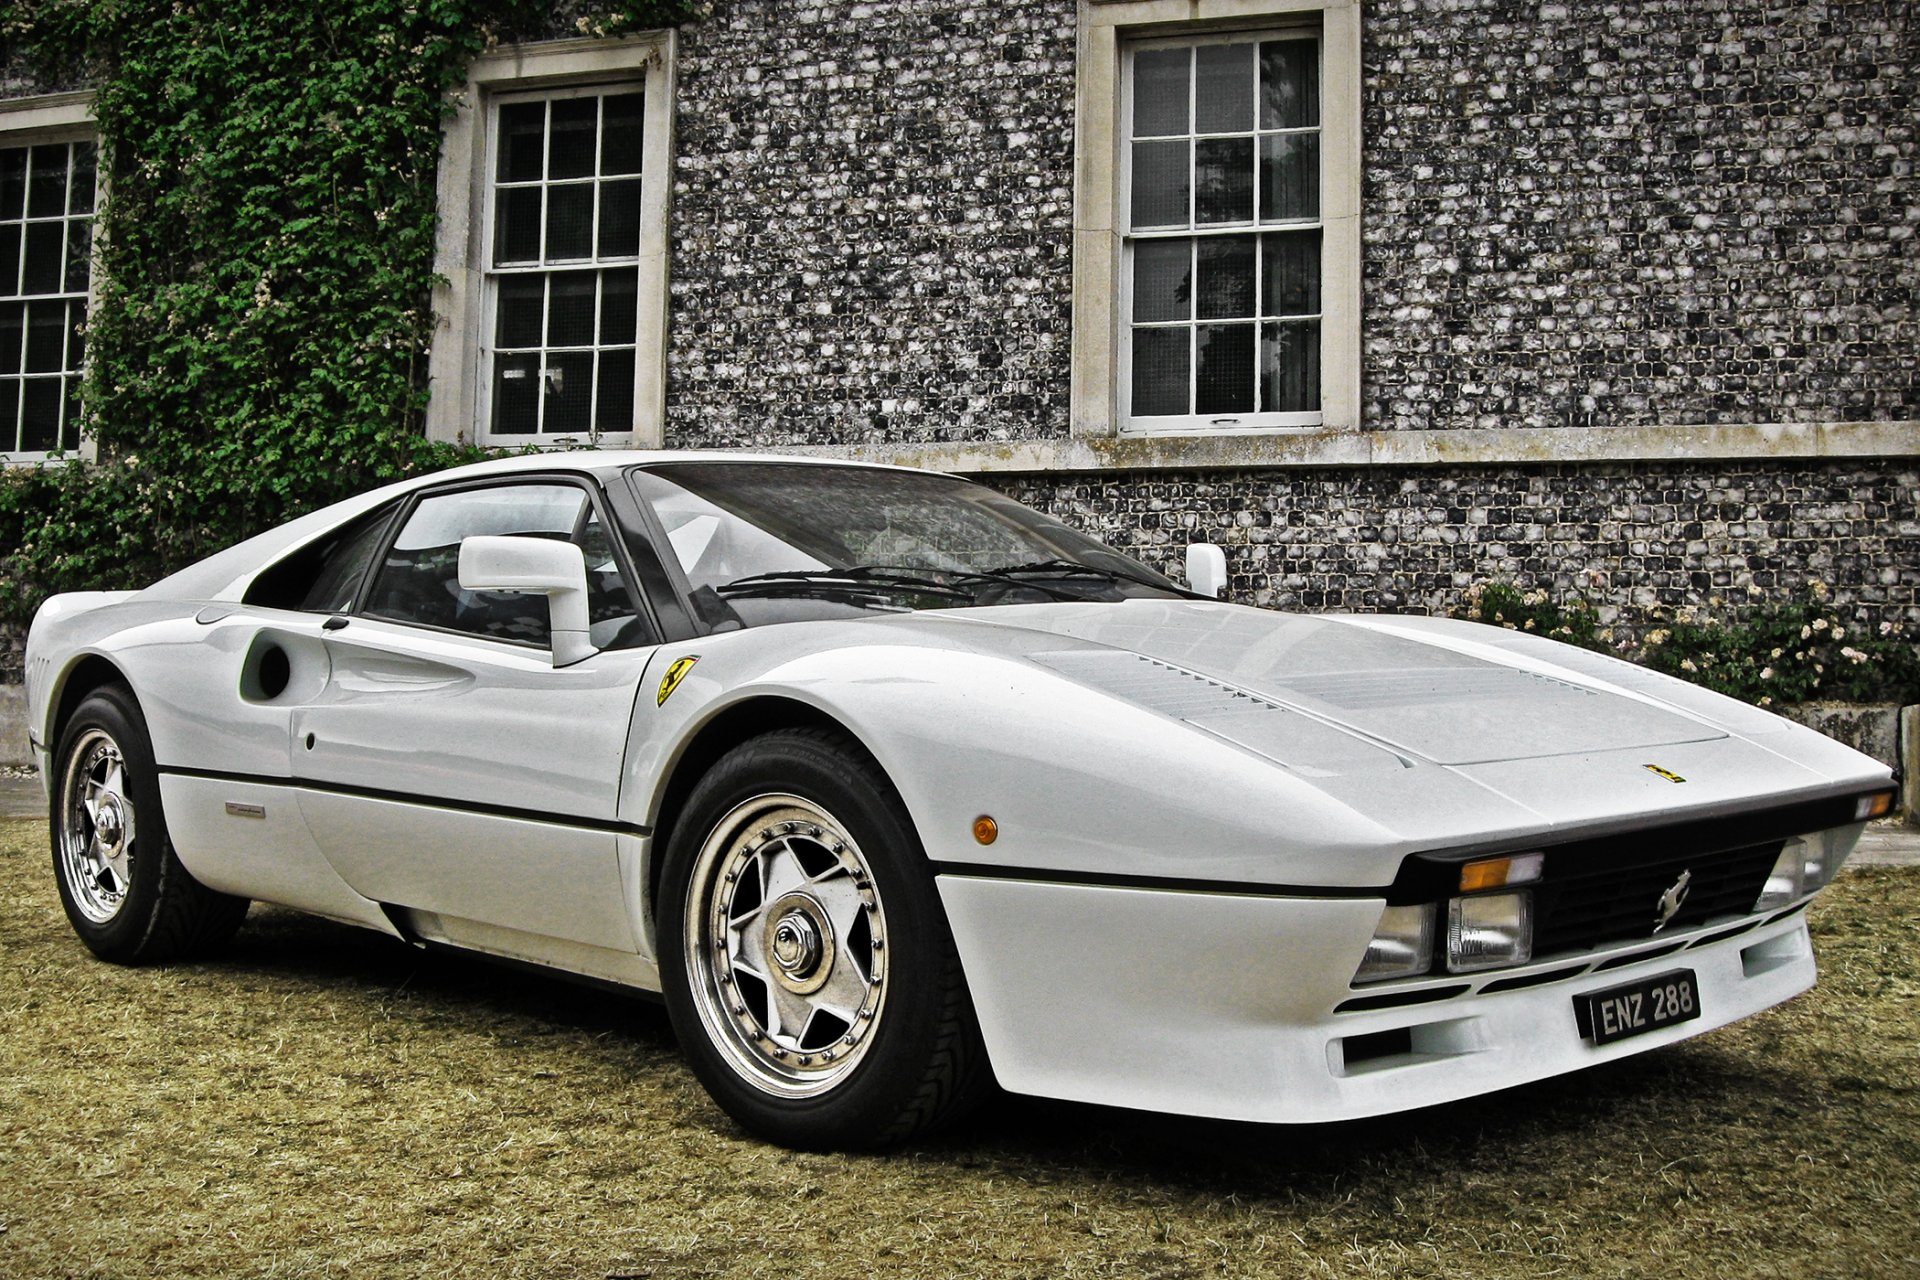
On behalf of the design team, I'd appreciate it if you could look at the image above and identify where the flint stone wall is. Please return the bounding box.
[665,0,1918,444]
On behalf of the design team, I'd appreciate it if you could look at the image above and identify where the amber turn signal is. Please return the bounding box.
[972,816,999,845]
[1855,790,1897,822]
[1458,851,1544,894]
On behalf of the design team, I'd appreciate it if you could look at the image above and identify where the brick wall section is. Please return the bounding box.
[1003,460,1920,630]
[1362,0,1918,431]
[666,0,1078,448]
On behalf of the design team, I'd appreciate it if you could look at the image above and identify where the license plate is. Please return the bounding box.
[1575,969,1701,1045]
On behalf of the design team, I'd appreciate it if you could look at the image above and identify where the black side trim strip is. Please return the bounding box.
[930,860,1386,900]
[158,765,650,838]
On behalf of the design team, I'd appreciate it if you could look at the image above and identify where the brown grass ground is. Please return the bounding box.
[1,814,1915,1279]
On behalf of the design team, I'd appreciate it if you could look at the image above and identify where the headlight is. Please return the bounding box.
[1447,891,1533,972]
[1353,904,1435,983]
[1753,831,1851,912]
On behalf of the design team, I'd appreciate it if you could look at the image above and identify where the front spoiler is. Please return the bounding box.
[936,874,1815,1125]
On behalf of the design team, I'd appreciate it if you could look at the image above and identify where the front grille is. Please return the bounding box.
[1531,839,1782,956]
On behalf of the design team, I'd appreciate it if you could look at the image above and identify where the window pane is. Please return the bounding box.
[61,375,80,447]
[545,184,593,259]
[600,269,638,342]
[0,149,23,220]
[1196,237,1255,320]
[64,221,91,293]
[0,303,21,375]
[495,275,543,348]
[68,142,96,215]
[1131,238,1191,323]
[1195,323,1255,414]
[1195,44,1255,134]
[21,376,60,450]
[22,222,62,294]
[497,102,545,183]
[547,270,597,347]
[1261,230,1320,315]
[544,350,594,432]
[27,146,67,219]
[66,298,85,367]
[598,178,642,257]
[1260,134,1319,222]
[595,349,636,432]
[1131,328,1188,417]
[1260,40,1319,130]
[1130,139,1188,229]
[1262,320,1320,411]
[601,93,645,176]
[0,225,17,297]
[24,300,64,372]
[492,352,541,434]
[1194,137,1253,225]
[1132,48,1188,137]
[493,187,541,264]
[548,98,598,179]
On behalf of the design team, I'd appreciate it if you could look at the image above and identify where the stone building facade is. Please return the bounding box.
[3,0,1916,633]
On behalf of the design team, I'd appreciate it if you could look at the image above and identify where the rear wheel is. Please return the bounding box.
[51,685,248,963]
[658,728,989,1149]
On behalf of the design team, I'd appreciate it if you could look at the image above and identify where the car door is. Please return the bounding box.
[289,476,658,952]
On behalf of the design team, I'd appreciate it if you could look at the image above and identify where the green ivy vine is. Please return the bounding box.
[0,0,704,633]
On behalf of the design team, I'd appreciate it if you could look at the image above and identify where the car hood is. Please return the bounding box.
[941,599,1734,768]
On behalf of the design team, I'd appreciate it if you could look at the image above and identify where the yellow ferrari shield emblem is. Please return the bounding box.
[1642,763,1687,784]
[657,655,700,706]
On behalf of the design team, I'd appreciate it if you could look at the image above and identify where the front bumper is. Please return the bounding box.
[936,875,1816,1125]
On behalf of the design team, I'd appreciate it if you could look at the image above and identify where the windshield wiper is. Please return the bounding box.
[972,557,1174,593]
[714,567,976,603]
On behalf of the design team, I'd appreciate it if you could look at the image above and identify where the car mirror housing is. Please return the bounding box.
[456,535,597,666]
[1185,543,1228,599]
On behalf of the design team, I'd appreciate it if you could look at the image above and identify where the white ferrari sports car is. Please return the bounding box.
[25,453,1895,1148]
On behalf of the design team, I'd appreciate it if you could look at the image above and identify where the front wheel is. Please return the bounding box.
[51,685,248,963]
[658,728,989,1149]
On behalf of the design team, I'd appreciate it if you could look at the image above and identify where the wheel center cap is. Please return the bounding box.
[764,894,834,995]
[96,799,126,852]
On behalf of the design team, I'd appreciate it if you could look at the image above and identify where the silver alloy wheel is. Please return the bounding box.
[58,727,137,925]
[684,793,888,1098]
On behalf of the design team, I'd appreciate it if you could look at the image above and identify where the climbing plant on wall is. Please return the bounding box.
[0,0,703,631]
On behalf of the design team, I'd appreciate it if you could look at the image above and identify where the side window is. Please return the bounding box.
[364,482,647,649]
[244,504,397,613]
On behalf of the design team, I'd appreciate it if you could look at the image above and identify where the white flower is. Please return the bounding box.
[1681,659,1698,673]
[1841,647,1868,665]
[1800,625,1812,639]
[1760,667,1774,679]
[1813,618,1829,632]
[1770,648,1783,659]
[1882,621,1896,636]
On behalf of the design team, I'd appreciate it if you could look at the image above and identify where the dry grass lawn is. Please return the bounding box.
[1,813,1916,1279]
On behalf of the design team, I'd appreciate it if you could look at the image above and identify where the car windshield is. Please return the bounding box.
[627,462,1186,628]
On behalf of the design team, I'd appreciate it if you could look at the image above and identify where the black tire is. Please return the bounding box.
[658,727,990,1150]
[49,684,249,964]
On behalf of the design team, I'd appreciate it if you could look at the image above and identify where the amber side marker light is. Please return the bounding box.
[1458,851,1545,894]
[1855,790,1897,822]
[972,816,999,845]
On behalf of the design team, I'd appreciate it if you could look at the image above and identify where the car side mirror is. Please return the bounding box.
[457,535,597,667]
[1185,543,1228,599]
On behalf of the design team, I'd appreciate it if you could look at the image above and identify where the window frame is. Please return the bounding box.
[1071,0,1360,441]
[426,35,675,451]
[0,92,99,467]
